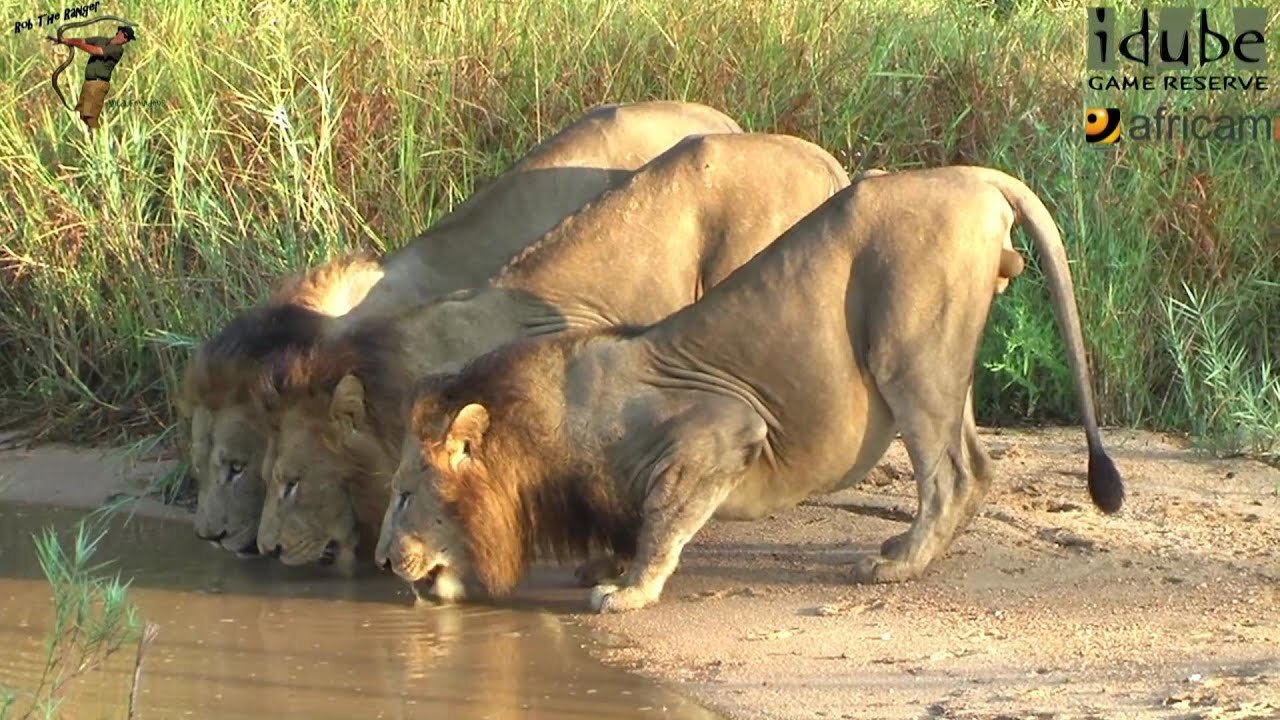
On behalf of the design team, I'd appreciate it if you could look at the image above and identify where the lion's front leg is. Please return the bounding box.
[588,467,728,614]
[589,400,765,614]
[574,553,629,587]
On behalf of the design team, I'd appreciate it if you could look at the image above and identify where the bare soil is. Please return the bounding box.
[2,428,1276,719]
[576,428,1280,720]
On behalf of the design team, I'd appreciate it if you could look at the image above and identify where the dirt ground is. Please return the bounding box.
[576,428,1280,720]
[1,428,1276,720]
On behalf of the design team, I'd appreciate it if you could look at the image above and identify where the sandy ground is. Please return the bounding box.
[2,428,1277,720]
[574,428,1280,720]
[0,431,186,521]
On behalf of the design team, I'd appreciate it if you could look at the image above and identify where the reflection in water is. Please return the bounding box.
[0,503,720,720]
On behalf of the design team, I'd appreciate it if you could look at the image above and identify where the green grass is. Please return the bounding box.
[0,506,156,720]
[1,0,1277,462]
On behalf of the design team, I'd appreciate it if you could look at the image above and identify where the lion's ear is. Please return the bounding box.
[331,374,367,429]
[445,403,489,470]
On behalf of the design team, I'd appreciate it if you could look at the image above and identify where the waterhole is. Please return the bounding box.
[0,503,721,719]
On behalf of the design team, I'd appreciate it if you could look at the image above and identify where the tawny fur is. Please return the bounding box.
[403,333,644,594]
[256,132,852,568]
[180,100,746,556]
[378,166,1125,611]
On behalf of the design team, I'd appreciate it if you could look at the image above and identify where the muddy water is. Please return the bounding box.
[0,503,720,720]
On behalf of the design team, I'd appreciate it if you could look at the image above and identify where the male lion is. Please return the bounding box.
[182,254,384,555]
[180,100,744,556]
[252,132,853,571]
[375,165,1125,611]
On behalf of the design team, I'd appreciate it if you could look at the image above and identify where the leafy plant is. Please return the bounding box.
[0,510,158,720]
[1163,281,1280,463]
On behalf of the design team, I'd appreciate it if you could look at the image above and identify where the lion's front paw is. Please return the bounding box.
[587,583,656,614]
[849,553,922,585]
[878,532,911,561]
[574,555,627,587]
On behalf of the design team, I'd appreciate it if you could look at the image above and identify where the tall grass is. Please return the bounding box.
[0,0,1276,458]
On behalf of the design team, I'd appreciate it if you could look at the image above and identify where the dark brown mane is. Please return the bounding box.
[181,303,329,413]
[179,252,384,416]
[407,325,648,596]
[260,316,409,438]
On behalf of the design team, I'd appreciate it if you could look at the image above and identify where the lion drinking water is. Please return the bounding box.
[375,165,1124,611]
[250,132,855,570]
[177,101,744,556]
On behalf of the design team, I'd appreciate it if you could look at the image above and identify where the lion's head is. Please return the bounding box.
[181,306,331,554]
[376,401,492,602]
[375,337,637,601]
[186,401,269,555]
[180,254,383,556]
[253,323,404,569]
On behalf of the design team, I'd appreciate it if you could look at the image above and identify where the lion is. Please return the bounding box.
[180,100,745,556]
[374,165,1125,611]
[183,253,383,556]
[251,132,854,570]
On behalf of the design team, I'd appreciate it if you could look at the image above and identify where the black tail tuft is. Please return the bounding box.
[1087,447,1125,514]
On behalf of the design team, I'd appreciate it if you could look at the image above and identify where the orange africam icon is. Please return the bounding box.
[1084,107,1121,144]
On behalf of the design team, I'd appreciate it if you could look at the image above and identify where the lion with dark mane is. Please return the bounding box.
[377,329,651,599]
[252,132,854,570]
[181,254,382,555]
[375,165,1125,611]
[178,100,744,556]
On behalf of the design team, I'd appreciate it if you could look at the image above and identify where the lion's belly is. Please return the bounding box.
[714,378,897,521]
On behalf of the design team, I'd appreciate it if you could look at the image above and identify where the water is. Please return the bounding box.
[0,503,720,720]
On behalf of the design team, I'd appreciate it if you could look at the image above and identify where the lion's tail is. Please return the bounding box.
[976,168,1125,515]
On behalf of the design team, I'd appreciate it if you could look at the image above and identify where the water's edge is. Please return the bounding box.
[0,501,722,720]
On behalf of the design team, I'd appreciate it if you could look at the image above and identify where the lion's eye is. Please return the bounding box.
[395,491,412,512]
[282,479,299,500]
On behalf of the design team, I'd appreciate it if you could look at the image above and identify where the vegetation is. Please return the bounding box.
[0,508,157,720]
[1,0,1276,461]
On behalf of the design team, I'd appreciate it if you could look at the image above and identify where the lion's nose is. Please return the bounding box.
[264,544,282,559]
[196,529,227,542]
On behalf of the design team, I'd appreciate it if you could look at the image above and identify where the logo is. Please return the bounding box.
[1086,7,1269,93]
[1085,106,1280,144]
[1128,107,1278,143]
[1088,7,1267,71]
[40,11,140,132]
[1085,107,1122,144]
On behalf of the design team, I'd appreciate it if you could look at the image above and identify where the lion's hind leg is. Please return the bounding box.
[879,386,994,561]
[850,408,971,584]
[851,276,995,584]
[590,398,767,613]
[956,388,995,532]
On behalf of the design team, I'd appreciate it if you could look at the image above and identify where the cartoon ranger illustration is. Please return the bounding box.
[45,19,138,130]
